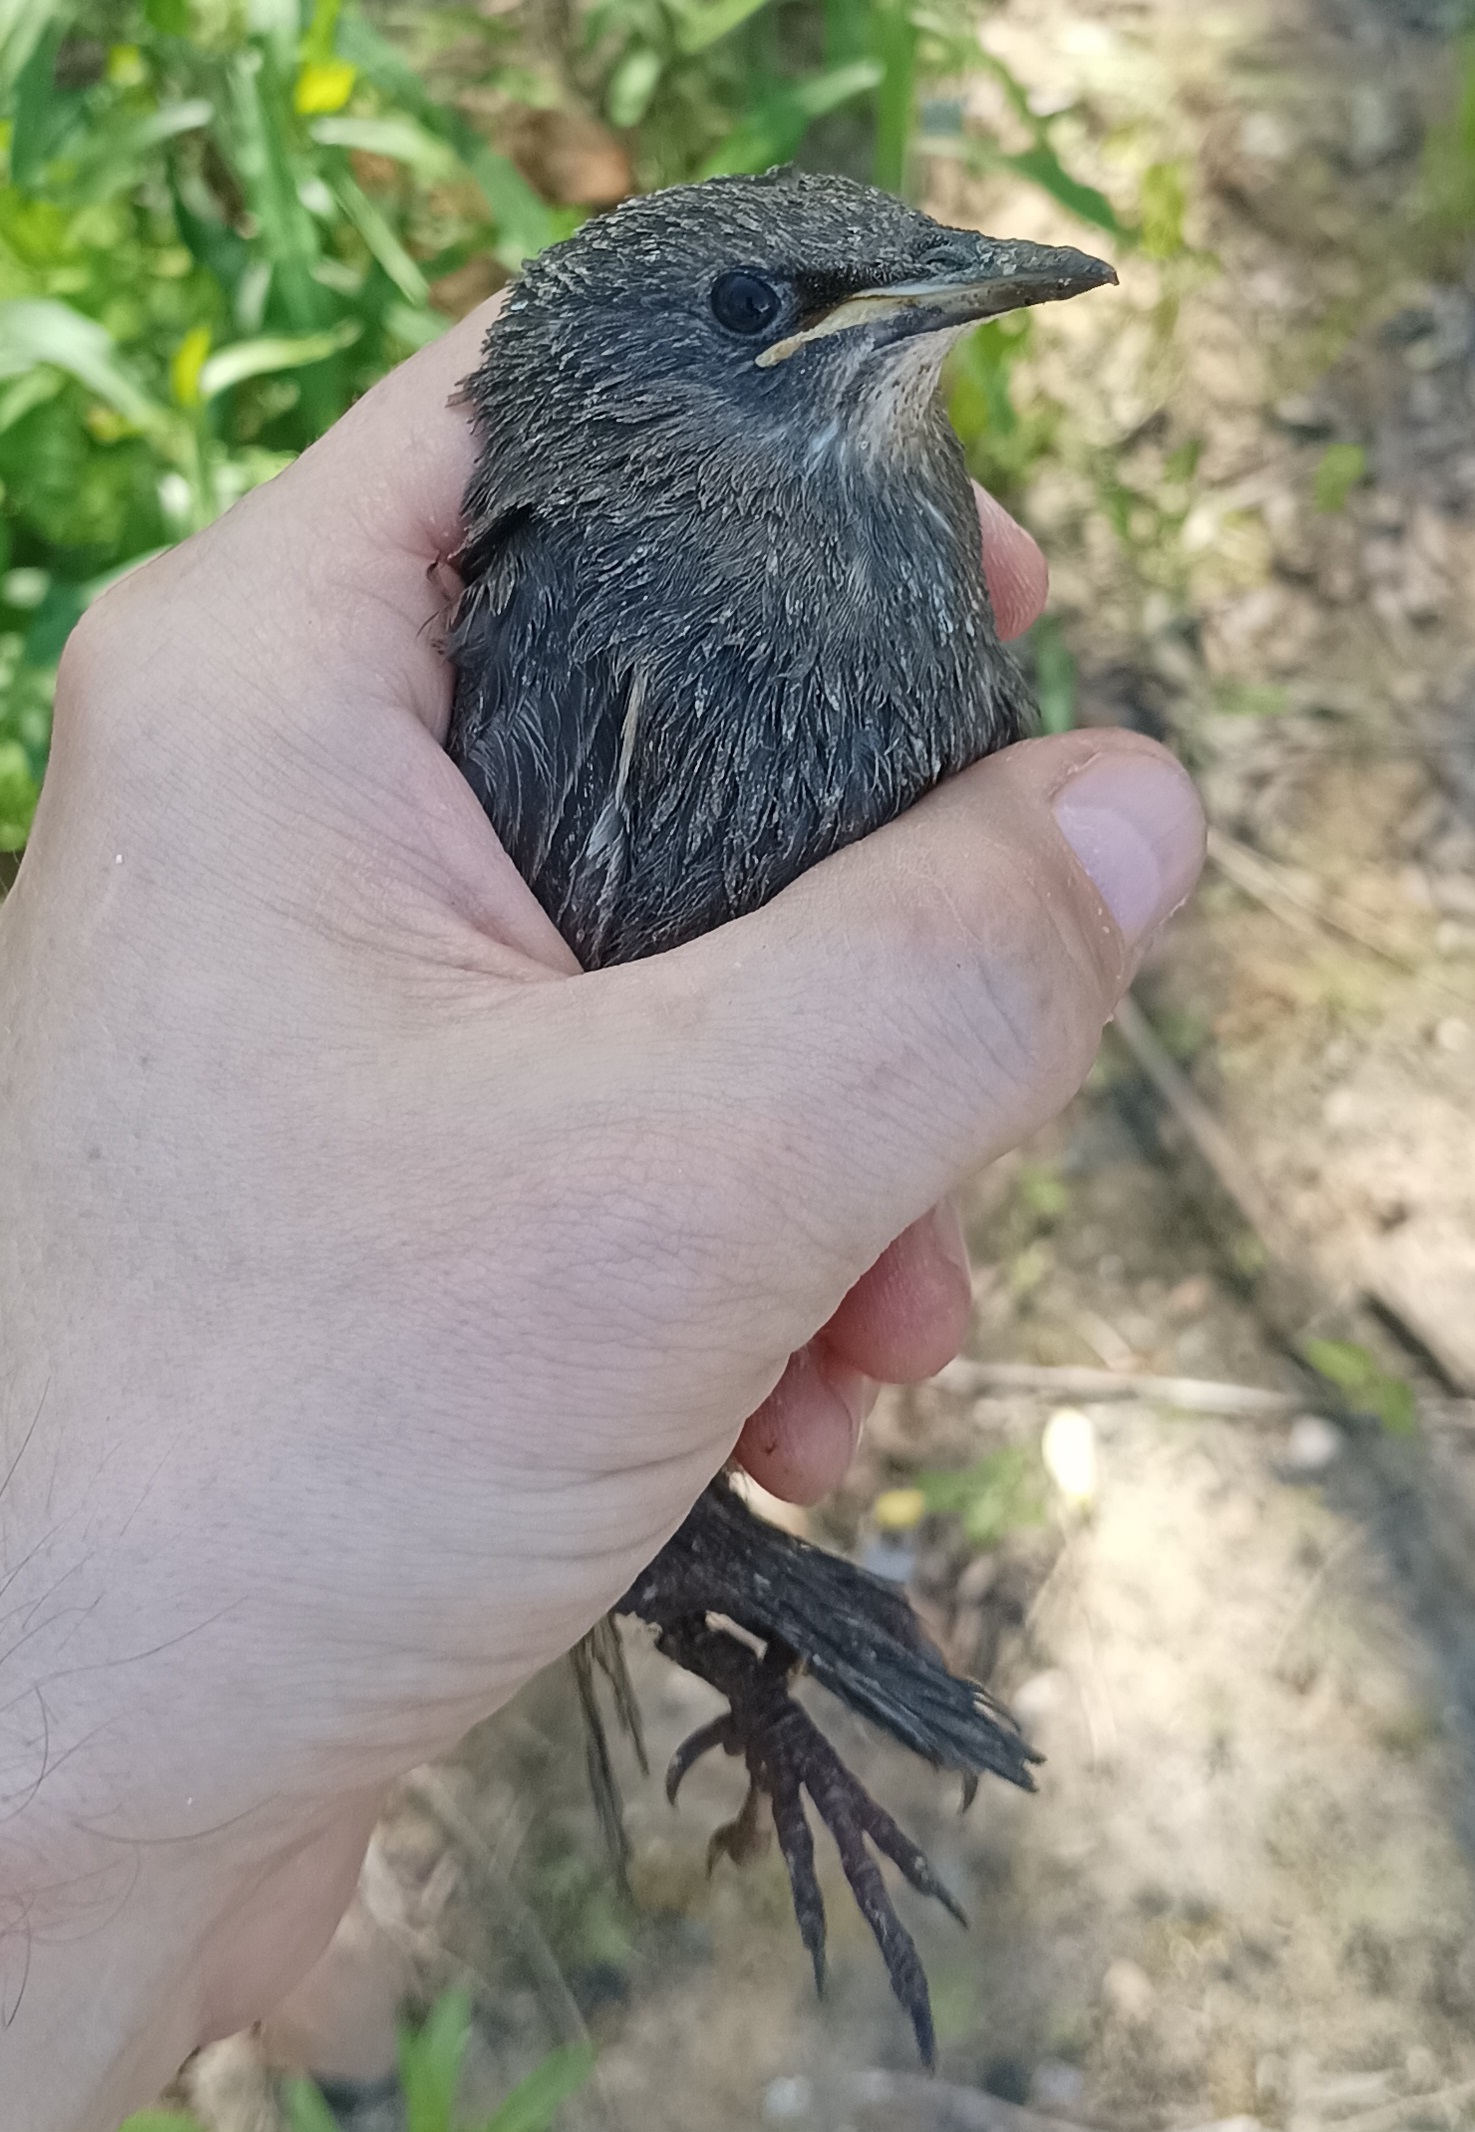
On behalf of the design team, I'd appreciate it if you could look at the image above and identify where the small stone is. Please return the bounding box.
[1406,2045,1439,2089]
[1012,1669,1069,1730]
[1101,1957,1156,2023]
[1241,110,1293,161]
[764,2074,814,2122]
[1031,2060,1087,2112]
[1165,1274,1213,1318]
[1282,1415,1343,1475]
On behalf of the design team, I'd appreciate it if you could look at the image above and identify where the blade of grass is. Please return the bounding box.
[8,16,78,185]
[0,297,167,431]
[697,58,880,176]
[309,112,462,182]
[0,0,72,99]
[197,317,360,399]
[481,2043,597,2132]
[281,2078,344,2132]
[670,0,773,59]
[400,1985,473,2132]
[336,14,556,264]
[328,168,431,305]
[870,0,917,196]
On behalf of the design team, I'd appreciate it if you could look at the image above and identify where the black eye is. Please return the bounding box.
[710,270,782,336]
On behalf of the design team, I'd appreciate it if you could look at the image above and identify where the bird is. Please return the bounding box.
[445,166,1114,2064]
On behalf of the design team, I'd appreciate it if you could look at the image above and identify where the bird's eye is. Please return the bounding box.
[710,270,782,336]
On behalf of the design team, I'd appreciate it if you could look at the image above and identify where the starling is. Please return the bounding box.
[446,168,1114,2063]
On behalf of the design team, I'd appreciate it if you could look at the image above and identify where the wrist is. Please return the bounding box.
[0,1802,209,2132]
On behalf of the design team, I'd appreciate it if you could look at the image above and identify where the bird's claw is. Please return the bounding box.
[610,1479,1038,2064]
[661,1619,962,2067]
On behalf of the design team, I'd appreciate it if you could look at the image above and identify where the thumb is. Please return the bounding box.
[639,728,1204,1341]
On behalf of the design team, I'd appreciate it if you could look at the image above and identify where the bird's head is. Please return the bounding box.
[478,169,1115,493]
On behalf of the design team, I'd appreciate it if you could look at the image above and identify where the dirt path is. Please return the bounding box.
[184,1,1475,2126]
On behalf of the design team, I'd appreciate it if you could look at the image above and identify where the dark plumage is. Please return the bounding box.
[446,168,1113,2062]
[449,168,1109,964]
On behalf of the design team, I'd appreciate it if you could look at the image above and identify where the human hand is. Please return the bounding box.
[0,299,1202,2129]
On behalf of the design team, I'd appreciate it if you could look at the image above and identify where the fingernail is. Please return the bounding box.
[1051,752,1205,945]
[921,1198,971,1285]
[828,1359,878,1451]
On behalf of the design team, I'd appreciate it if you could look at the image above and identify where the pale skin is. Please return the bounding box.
[0,295,1204,2128]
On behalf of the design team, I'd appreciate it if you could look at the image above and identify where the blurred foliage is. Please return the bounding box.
[0,0,1138,847]
[1014,1154,1068,1222]
[277,1987,595,2132]
[1302,1337,1417,1437]
[914,1441,1047,1549]
[1027,610,1075,733]
[117,1990,595,2130]
[1313,440,1367,514]
[1420,32,1475,239]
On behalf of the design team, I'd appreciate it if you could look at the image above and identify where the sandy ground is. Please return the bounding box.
[177,0,1475,2125]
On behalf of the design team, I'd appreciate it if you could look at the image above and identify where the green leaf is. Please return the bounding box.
[915,1445,1048,1550]
[698,60,880,177]
[1302,1339,1416,1435]
[670,0,772,59]
[9,18,79,187]
[169,174,254,298]
[870,0,918,197]
[329,170,430,304]
[481,2043,597,2132]
[0,298,165,431]
[1313,441,1366,514]
[300,0,344,68]
[995,144,1126,239]
[144,0,191,33]
[67,99,215,198]
[0,0,71,99]
[281,2078,344,2132]
[1139,160,1187,259]
[971,46,1036,128]
[0,364,60,432]
[197,317,360,398]
[221,45,327,336]
[400,1986,473,2132]
[383,301,446,348]
[336,14,555,264]
[606,45,662,129]
[310,113,461,182]
[1030,614,1076,734]
[1421,33,1475,235]
[117,2115,206,2132]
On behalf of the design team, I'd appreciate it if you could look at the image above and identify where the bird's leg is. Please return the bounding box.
[607,1479,1039,2062]
[653,1612,961,2067]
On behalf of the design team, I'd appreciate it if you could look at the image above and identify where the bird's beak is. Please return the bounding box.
[754,237,1117,369]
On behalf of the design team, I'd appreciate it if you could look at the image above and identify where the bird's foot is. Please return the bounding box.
[658,1616,963,2068]
[611,1478,1039,2063]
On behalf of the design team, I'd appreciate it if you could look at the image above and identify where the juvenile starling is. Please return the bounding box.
[447,168,1114,2062]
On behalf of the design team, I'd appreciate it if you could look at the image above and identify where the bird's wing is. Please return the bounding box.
[447,512,642,969]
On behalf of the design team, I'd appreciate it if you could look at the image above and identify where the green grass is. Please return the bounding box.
[120,1987,596,2132]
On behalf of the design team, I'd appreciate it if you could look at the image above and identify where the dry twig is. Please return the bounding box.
[935,1358,1309,1419]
